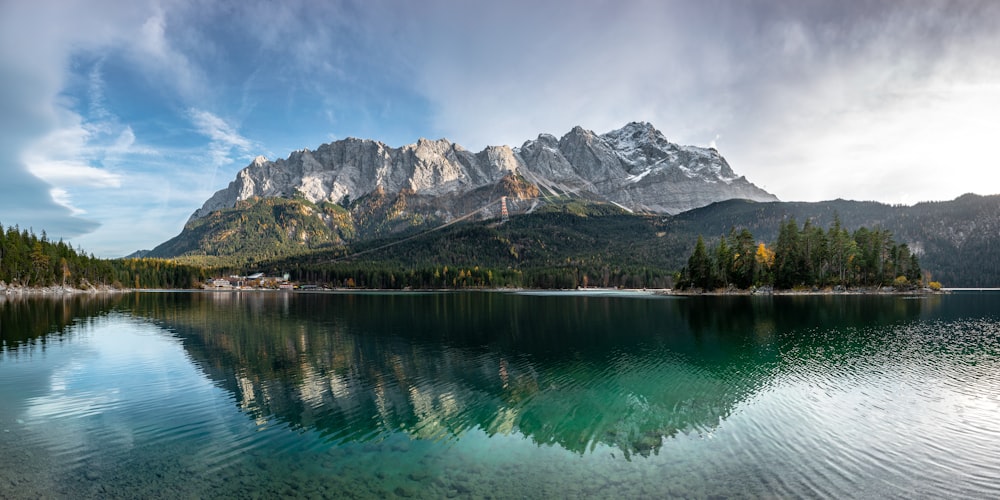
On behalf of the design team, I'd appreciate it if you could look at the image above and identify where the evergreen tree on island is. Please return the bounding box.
[677,217,931,291]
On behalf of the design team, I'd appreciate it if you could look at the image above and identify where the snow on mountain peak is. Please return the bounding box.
[189,121,776,222]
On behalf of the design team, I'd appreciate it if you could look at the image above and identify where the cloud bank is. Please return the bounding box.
[2,0,999,256]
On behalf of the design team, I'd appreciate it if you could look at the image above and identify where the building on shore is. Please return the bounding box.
[205,274,293,290]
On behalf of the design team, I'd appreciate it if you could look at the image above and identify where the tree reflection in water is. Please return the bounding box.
[107,291,937,458]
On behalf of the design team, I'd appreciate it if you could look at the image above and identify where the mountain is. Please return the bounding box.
[151,122,775,261]
[186,122,774,222]
[148,122,1000,287]
[518,122,775,213]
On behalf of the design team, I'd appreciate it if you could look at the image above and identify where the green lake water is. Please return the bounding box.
[1,290,998,498]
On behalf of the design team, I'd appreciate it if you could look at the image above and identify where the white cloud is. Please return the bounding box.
[31,161,122,188]
[107,126,158,156]
[128,9,204,100]
[190,109,253,151]
[87,61,113,125]
[109,126,137,154]
[189,108,255,167]
[24,107,123,188]
[716,3,1000,203]
[740,70,1000,204]
[50,188,86,216]
[378,1,1000,203]
[5,0,1000,257]
[0,0,173,242]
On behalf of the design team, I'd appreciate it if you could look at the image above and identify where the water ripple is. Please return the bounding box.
[4,291,1000,498]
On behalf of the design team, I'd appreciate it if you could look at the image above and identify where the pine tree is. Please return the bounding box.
[730,228,756,289]
[687,235,711,290]
[714,235,732,288]
[774,218,803,288]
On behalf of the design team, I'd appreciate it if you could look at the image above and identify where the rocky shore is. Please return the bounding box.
[0,281,127,295]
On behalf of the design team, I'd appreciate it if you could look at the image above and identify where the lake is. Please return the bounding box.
[1,290,998,498]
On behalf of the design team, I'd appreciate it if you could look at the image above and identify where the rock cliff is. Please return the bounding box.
[190,122,777,223]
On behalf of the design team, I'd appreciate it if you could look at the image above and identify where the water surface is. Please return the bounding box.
[1,291,998,498]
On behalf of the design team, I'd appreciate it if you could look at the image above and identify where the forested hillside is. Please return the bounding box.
[249,195,999,288]
[147,196,357,267]
[9,193,996,290]
[660,194,1000,287]
[0,224,205,289]
[232,201,676,289]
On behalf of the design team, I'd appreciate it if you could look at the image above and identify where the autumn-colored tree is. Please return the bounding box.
[754,242,775,285]
[29,241,50,286]
[61,257,71,286]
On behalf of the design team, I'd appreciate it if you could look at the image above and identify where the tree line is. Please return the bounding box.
[0,224,206,289]
[266,261,672,290]
[678,216,931,291]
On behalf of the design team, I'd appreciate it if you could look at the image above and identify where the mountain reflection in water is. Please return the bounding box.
[8,291,1000,498]
[104,291,939,457]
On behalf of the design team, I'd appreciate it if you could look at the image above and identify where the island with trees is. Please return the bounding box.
[676,216,942,293]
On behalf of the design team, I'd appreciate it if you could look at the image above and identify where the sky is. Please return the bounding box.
[2,0,999,257]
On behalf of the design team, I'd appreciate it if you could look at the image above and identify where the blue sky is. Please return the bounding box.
[2,0,999,257]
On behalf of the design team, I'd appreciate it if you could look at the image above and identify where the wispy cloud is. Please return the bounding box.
[107,126,158,156]
[49,188,87,216]
[20,103,122,225]
[189,108,255,167]
[4,0,1000,257]
[25,95,125,180]
[375,0,1000,202]
[30,161,121,188]
[128,8,205,101]
[0,0,242,249]
[0,0,163,241]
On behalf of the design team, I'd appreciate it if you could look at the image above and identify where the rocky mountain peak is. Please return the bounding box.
[602,121,665,148]
[187,122,777,225]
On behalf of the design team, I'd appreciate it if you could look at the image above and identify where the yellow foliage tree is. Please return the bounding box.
[754,243,775,269]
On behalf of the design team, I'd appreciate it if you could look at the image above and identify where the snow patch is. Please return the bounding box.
[627,169,653,184]
[610,201,634,213]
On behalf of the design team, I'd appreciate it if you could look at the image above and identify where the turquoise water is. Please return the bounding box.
[1,291,999,498]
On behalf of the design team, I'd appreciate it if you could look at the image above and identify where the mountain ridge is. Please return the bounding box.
[188,122,777,223]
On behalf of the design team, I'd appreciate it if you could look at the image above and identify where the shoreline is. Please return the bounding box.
[196,285,950,296]
[0,284,958,297]
[0,284,132,295]
[663,286,948,296]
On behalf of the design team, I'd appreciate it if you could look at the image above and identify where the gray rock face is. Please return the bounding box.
[190,122,777,222]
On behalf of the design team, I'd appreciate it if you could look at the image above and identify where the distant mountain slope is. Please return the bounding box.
[257,194,1000,288]
[661,194,1000,287]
